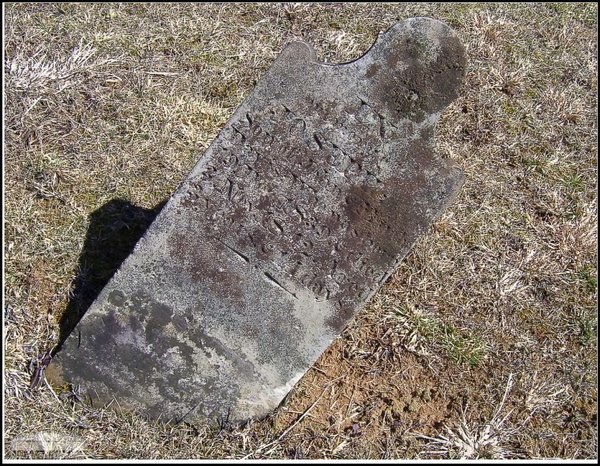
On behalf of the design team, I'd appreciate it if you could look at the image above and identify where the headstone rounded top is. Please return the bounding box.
[360,17,466,115]
[263,17,466,125]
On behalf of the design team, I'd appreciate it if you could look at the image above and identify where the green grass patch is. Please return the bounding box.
[395,307,488,367]
[576,265,598,294]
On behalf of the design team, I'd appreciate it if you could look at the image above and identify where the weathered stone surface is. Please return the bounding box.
[47,18,466,423]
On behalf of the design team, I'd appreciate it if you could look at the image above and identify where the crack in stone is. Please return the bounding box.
[263,271,299,300]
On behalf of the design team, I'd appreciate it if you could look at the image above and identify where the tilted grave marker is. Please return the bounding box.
[47,18,466,423]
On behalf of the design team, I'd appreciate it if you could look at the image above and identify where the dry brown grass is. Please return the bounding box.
[4,2,597,460]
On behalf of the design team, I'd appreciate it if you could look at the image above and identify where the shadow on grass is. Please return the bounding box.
[53,198,166,355]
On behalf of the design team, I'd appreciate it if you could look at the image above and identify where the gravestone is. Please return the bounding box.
[47,17,466,424]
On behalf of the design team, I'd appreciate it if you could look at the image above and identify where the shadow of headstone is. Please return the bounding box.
[54,198,166,355]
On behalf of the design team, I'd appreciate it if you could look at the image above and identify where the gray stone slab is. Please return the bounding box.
[47,17,466,424]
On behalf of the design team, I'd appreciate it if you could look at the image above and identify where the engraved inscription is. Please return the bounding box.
[180,96,439,317]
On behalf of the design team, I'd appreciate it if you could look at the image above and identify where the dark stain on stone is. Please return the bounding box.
[130,291,151,318]
[201,263,246,308]
[170,229,247,307]
[189,327,256,379]
[101,308,123,338]
[366,63,380,79]
[108,290,126,307]
[375,22,466,124]
[343,183,412,263]
[147,300,174,328]
[325,301,354,332]
[129,314,143,334]
[172,314,188,332]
